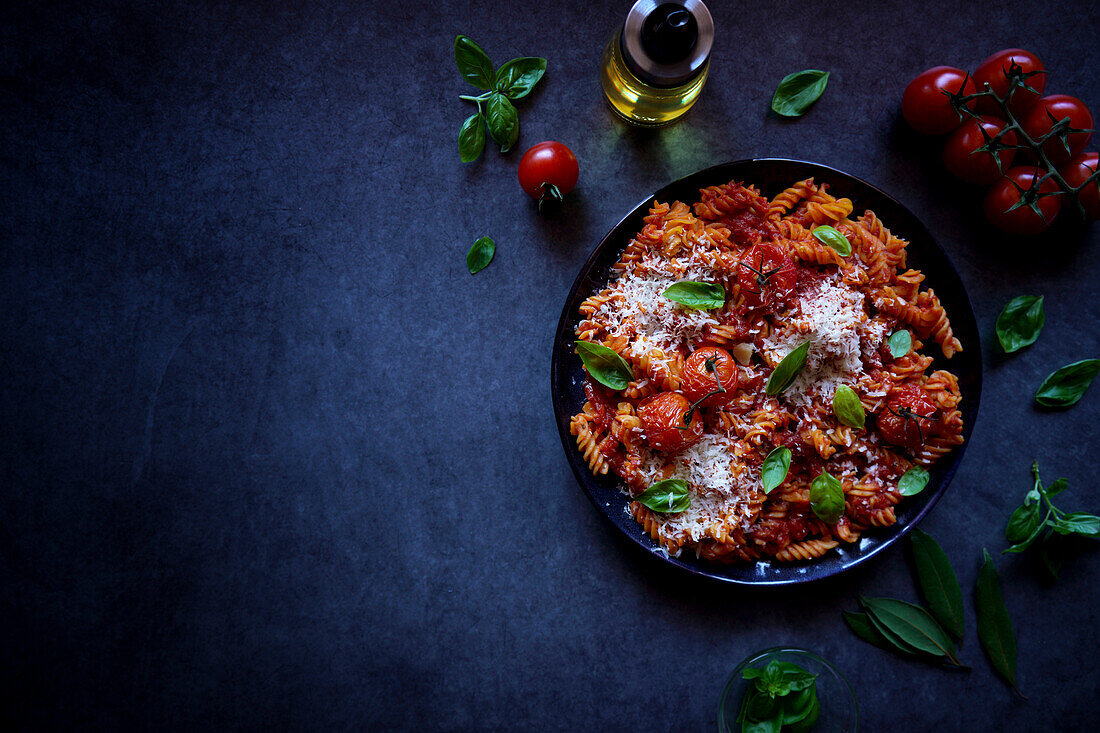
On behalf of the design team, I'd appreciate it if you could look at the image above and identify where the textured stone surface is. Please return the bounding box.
[2,0,1099,729]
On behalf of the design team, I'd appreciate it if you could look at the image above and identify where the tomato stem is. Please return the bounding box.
[537,182,564,214]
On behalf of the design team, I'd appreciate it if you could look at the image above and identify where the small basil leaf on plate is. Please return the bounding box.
[897,466,930,496]
[485,92,519,152]
[766,341,811,395]
[811,225,851,256]
[1035,358,1100,407]
[454,35,495,90]
[459,113,486,162]
[887,330,912,359]
[832,385,865,428]
[662,280,725,309]
[494,57,546,99]
[995,295,1045,353]
[761,447,791,494]
[909,529,964,641]
[466,236,495,274]
[809,471,844,524]
[635,478,691,514]
[976,550,1020,693]
[574,341,634,390]
[771,69,830,117]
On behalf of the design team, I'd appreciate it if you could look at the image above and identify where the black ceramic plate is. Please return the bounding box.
[551,158,982,586]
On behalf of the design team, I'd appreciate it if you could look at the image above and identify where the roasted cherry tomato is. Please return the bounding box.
[902,66,977,135]
[877,385,939,449]
[638,392,703,452]
[681,347,738,407]
[736,243,797,309]
[1020,95,1094,166]
[983,166,1062,235]
[517,141,578,211]
[972,48,1046,116]
[942,115,1017,184]
[1059,151,1100,220]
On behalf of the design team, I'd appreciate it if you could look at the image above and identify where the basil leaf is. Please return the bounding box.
[780,686,817,725]
[466,236,495,274]
[662,280,725,310]
[976,549,1020,692]
[811,225,851,256]
[832,385,865,428]
[574,340,634,390]
[1043,477,1068,498]
[995,295,1045,353]
[773,663,816,692]
[765,341,811,396]
[494,57,546,99]
[1035,358,1100,407]
[1038,536,1063,580]
[761,447,791,494]
[1002,510,1048,555]
[910,529,965,641]
[454,35,495,90]
[809,471,844,524]
[786,692,819,733]
[843,610,915,656]
[887,330,912,359]
[897,466,930,496]
[1050,512,1100,537]
[860,596,960,662]
[1005,502,1043,544]
[771,69,830,117]
[485,92,519,152]
[743,712,781,733]
[635,478,691,514]
[458,113,486,162]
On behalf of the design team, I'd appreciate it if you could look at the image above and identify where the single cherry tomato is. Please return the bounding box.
[972,48,1046,116]
[983,166,1063,236]
[638,392,703,452]
[736,243,797,309]
[901,66,977,135]
[517,141,579,211]
[1059,151,1100,220]
[942,115,1018,184]
[877,385,939,449]
[1020,95,1094,166]
[681,347,738,407]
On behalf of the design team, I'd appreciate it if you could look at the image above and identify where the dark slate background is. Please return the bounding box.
[2,0,1099,730]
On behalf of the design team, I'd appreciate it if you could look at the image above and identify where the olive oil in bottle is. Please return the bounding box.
[600,0,714,127]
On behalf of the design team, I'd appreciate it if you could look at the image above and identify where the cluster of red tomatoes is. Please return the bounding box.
[902,48,1098,235]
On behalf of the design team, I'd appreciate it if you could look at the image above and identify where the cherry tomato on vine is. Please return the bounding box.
[681,347,738,407]
[1020,95,1094,166]
[638,392,703,452]
[736,243,797,309]
[943,115,1017,184]
[517,141,578,211]
[902,66,977,135]
[983,166,1062,235]
[878,385,939,449]
[1059,151,1100,220]
[972,48,1046,116]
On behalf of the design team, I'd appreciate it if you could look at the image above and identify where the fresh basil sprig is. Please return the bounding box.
[887,330,912,359]
[574,341,634,390]
[897,466,931,496]
[466,236,495,274]
[976,550,1021,696]
[736,660,820,733]
[771,70,830,117]
[809,471,844,524]
[765,341,811,396]
[454,35,546,161]
[636,479,690,514]
[1034,358,1100,407]
[995,295,1045,353]
[761,447,791,494]
[811,225,851,256]
[831,385,865,428]
[662,280,725,310]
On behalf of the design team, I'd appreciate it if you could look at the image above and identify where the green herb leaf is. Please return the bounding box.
[485,92,519,152]
[635,478,691,514]
[811,225,851,256]
[910,529,965,641]
[1043,477,1068,498]
[1037,536,1063,579]
[1035,358,1100,407]
[887,330,912,359]
[662,280,725,310]
[898,466,931,496]
[832,385,865,428]
[1005,502,1043,544]
[809,471,844,524]
[860,599,927,656]
[454,35,495,90]
[995,295,1045,353]
[574,341,634,390]
[743,714,781,733]
[1050,512,1100,537]
[786,693,819,733]
[458,113,486,162]
[843,610,915,655]
[493,57,546,99]
[466,236,495,274]
[860,596,960,663]
[765,341,811,395]
[771,70,830,117]
[976,549,1020,694]
[780,686,818,726]
[761,447,791,494]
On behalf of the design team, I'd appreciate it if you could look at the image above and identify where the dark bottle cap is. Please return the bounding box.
[621,0,713,88]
